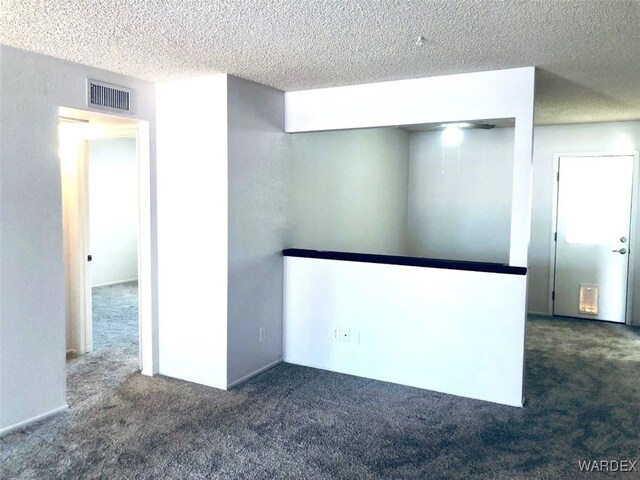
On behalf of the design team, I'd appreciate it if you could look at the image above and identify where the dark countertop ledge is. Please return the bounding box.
[283,248,527,276]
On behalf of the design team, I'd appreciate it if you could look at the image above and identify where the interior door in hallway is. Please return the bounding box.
[553,154,635,323]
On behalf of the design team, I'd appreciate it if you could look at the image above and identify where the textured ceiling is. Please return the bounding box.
[2,1,640,125]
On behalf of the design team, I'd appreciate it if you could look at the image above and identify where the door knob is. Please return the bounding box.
[620,236,628,243]
[612,248,627,254]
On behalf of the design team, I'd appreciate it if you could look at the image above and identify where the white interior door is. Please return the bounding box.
[553,155,634,323]
[80,141,93,353]
[60,124,93,353]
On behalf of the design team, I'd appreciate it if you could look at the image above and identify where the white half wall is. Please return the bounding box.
[289,127,410,255]
[226,75,288,385]
[156,75,228,389]
[284,256,527,406]
[88,137,138,287]
[0,45,156,433]
[407,127,515,263]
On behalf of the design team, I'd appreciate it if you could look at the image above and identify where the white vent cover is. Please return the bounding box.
[87,79,132,113]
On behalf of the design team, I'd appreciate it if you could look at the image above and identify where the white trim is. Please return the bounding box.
[627,152,640,325]
[548,155,561,317]
[0,405,68,437]
[91,277,139,288]
[227,359,283,389]
[137,121,157,375]
[80,140,92,353]
[527,311,552,317]
[549,151,640,324]
[58,108,157,378]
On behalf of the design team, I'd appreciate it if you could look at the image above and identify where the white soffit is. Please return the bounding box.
[2,0,640,125]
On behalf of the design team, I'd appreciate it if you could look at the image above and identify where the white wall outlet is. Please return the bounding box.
[259,326,266,342]
[340,328,350,343]
[332,328,340,341]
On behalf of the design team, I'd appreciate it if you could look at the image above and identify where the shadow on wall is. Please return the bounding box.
[535,69,635,125]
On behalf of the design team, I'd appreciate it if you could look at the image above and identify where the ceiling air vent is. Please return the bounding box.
[87,79,132,113]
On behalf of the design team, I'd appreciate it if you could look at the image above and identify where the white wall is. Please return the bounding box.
[289,127,410,256]
[528,121,640,324]
[284,67,534,406]
[284,256,527,406]
[227,76,289,385]
[88,137,138,287]
[0,45,156,434]
[156,74,291,390]
[156,75,228,389]
[286,67,535,267]
[407,127,515,263]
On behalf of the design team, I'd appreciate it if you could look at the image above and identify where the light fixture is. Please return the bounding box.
[434,121,497,173]
[441,125,463,147]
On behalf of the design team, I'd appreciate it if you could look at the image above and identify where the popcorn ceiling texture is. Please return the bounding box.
[2,0,640,125]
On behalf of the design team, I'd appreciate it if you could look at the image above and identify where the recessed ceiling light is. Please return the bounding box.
[441,125,464,147]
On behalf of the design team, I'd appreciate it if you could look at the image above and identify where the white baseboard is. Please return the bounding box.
[92,277,139,288]
[0,404,68,437]
[528,311,552,317]
[227,358,283,389]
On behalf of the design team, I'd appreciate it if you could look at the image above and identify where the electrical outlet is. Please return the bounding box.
[259,326,265,342]
[340,328,350,343]
[332,328,340,341]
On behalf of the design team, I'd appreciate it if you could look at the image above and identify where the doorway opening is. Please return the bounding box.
[550,152,639,324]
[59,107,153,403]
[88,135,139,357]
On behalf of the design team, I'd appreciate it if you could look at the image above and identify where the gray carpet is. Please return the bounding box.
[2,314,640,479]
[91,280,139,353]
[64,281,139,410]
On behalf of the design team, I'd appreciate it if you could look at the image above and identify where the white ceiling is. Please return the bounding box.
[2,1,640,125]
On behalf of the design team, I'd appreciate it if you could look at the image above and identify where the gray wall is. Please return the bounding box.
[0,45,156,432]
[407,128,515,263]
[408,122,640,324]
[227,75,289,385]
[406,120,640,325]
[289,127,410,256]
[529,121,640,324]
[88,137,138,287]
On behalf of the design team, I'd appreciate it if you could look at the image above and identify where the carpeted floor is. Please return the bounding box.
[91,280,139,353]
[64,281,139,410]
[2,309,640,479]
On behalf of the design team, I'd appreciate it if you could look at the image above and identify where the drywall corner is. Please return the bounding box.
[156,74,228,389]
[226,74,288,385]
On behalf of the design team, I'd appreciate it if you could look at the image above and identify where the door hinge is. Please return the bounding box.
[556,171,560,181]
[552,291,555,301]
[554,232,557,242]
